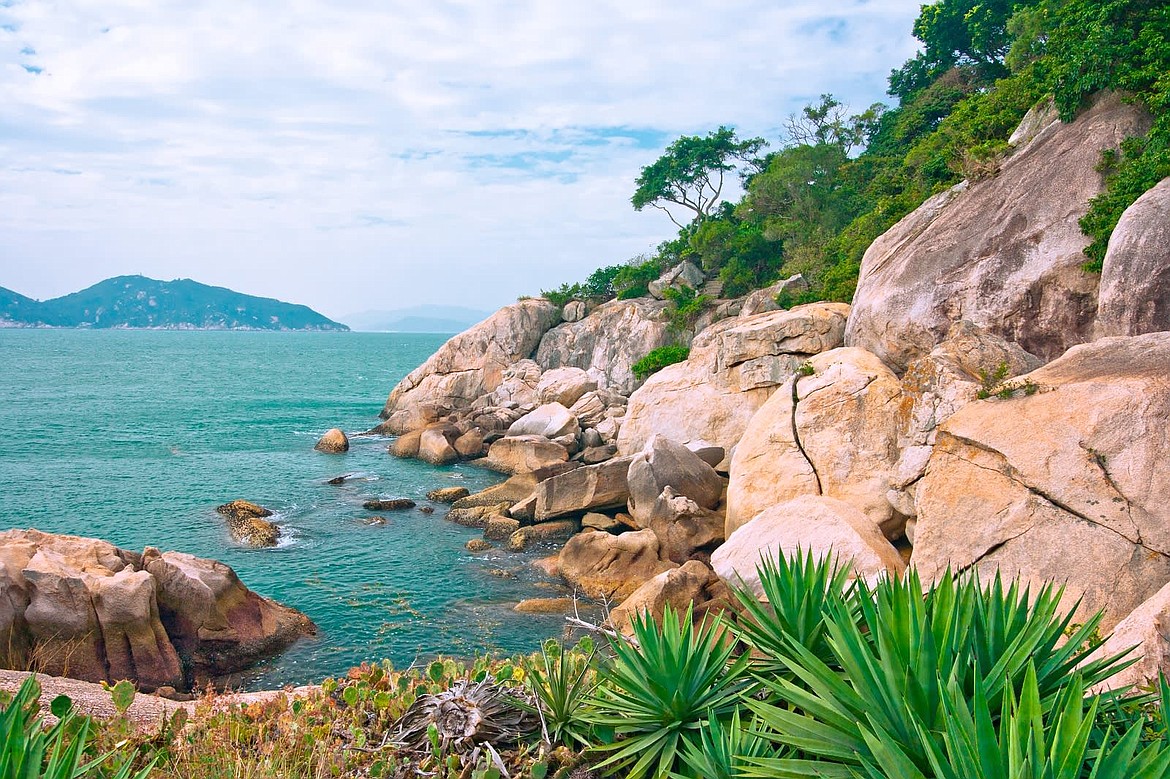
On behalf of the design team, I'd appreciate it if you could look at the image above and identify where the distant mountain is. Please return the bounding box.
[0,276,348,331]
[341,305,490,333]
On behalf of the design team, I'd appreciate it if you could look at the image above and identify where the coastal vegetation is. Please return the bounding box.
[5,555,1169,778]
[541,0,1169,307]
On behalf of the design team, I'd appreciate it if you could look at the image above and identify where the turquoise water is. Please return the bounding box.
[0,329,569,689]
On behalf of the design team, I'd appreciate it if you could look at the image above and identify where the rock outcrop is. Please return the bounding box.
[0,530,313,691]
[1095,176,1170,338]
[725,347,903,539]
[558,529,675,600]
[711,496,905,598]
[378,299,561,433]
[607,560,727,634]
[912,333,1170,629]
[535,298,673,396]
[314,428,349,453]
[1088,580,1170,691]
[626,435,723,524]
[214,501,280,547]
[846,93,1152,370]
[618,302,850,467]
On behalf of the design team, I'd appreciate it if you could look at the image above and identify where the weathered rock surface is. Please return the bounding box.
[558,529,675,600]
[846,93,1152,370]
[484,435,570,474]
[363,498,416,511]
[534,457,635,520]
[535,298,673,396]
[453,429,486,458]
[535,367,598,407]
[427,486,470,504]
[648,261,705,299]
[617,302,849,468]
[739,274,809,317]
[452,465,577,510]
[446,503,510,529]
[506,403,580,439]
[0,530,312,691]
[378,299,561,433]
[712,496,905,598]
[626,435,723,525]
[514,597,574,614]
[1088,580,1170,691]
[483,516,521,541]
[912,333,1170,630]
[214,501,280,547]
[417,428,459,465]
[1095,176,1170,338]
[314,428,349,453]
[506,520,580,552]
[641,487,725,565]
[608,560,723,634]
[725,347,903,538]
[389,429,423,459]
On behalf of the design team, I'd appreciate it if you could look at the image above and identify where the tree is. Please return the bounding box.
[632,127,766,228]
[784,94,887,154]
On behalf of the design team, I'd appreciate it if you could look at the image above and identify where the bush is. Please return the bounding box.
[632,345,690,381]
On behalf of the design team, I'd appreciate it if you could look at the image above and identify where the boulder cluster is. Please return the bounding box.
[380,94,1170,685]
[0,529,315,692]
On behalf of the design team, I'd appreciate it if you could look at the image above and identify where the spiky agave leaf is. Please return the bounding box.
[519,639,597,749]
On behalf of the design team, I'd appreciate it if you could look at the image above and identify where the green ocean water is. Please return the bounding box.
[0,329,569,689]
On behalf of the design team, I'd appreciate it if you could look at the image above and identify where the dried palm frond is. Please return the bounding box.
[393,679,537,754]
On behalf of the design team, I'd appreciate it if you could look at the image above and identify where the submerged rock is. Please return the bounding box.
[427,486,470,503]
[314,428,349,453]
[214,501,280,547]
[362,498,416,511]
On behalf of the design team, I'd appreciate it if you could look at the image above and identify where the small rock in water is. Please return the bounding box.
[216,500,273,521]
[362,498,416,511]
[364,516,388,526]
[326,474,353,485]
[427,486,471,503]
[514,597,574,614]
[488,568,517,579]
[466,539,493,552]
[315,428,350,454]
[418,506,435,515]
[215,500,280,547]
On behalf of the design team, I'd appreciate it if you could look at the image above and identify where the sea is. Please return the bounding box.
[0,329,573,690]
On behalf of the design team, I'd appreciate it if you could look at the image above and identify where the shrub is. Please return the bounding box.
[631,345,690,381]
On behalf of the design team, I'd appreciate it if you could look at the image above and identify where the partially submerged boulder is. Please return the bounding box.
[0,529,313,692]
[214,501,280,548]
[846,93,1152,370]
[314,428,349,453]
[912,332,1170,630]
[711,495,905,598]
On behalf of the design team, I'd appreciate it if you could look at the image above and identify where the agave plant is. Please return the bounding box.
[520,638,598,749]
[0,676,154,779]
[674,708,777,779]
[732,548,858,677]
[741,568,1133,776]
[588,604,749,779]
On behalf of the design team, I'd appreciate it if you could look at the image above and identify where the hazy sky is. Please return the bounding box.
[1,1,921,321]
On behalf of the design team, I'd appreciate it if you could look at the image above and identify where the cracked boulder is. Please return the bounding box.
[912,332,1170,630]
[725,347,904,539]
[618,302,850,469]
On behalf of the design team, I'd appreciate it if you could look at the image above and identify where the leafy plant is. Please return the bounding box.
[588,605,749,778]
[674,709,776,779]
[632,345,690,381]
[521,638,597,749]
[661,285,711,333]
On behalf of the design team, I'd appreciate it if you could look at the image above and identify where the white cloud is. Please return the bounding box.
[0,0,921,319]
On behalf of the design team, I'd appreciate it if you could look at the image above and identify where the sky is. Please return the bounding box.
[0,1,922,322]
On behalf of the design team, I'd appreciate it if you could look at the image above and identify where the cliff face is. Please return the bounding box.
[378,95,1170,682]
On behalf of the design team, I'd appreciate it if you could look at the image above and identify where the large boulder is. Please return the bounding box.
[846,93,1152,371]
[417,428,459,465]
[558,529,675,600]
[483,436,570,474]
[726,347,903,539]
[626,435,723,524]
[618,302,850,468]
[1088,580,1170,692]
[641,487,725,564]
[378,299,561,433]
[535,298,673,396]
[1095,176,1170,338]
[214,501,280,548]
[506,403,580,439]
[0,530,313,691]
[739,274,809,317]
[648,261,705,299]
[711,495,905,598]
[536,367,598,407]
[607,560,724,634]
[912,332,1170,630]
[534,457,636,520]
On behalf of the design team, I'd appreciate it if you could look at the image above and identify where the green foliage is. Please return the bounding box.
[632,127,766,228]
[614,257,665,300]
[674,709,776,779]
[0,677,153,779]
[588,605,749,779]
[521,638,597,749]
[661,285,711,333]
[632,345,690,381]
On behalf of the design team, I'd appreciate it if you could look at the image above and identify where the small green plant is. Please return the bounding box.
[796,361,815,377]
[976,361,1011,399]
[520,638,597,749]
[632,345,690,381]
[588,605,748,778]
[661,285,711,333]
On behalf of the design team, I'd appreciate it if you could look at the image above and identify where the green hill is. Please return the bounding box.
[0,276,348,331]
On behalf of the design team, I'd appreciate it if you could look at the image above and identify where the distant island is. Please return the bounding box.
[341,304,490,333]
[0,276,348,331]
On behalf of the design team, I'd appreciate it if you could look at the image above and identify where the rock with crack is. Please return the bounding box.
[725,347,904,540]
[617,302,850,470]
[912,332,1170,630]
[1086,579,1170,692]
